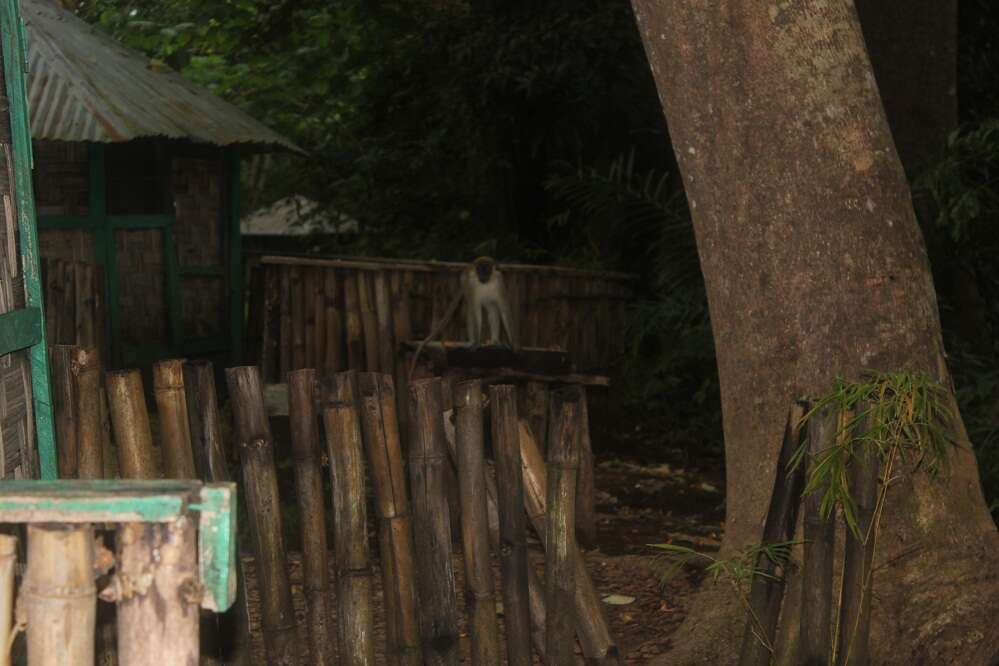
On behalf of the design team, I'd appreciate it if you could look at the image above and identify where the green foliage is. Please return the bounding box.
[650,541,797,587]
[949,351,999,517]
[792,372,956,537]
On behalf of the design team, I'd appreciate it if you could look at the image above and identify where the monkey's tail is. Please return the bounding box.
[407,291,463,383]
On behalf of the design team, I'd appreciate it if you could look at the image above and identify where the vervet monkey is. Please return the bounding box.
[409,256,518,378]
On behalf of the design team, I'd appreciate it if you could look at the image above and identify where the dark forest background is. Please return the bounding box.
[69,0,999,517]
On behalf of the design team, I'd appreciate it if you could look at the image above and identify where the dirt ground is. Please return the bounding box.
[239,421,726,664]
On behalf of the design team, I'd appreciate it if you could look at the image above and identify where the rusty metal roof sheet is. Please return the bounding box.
[21,0,301,152]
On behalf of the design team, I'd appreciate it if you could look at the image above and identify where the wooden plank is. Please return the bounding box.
[0,480,203,522]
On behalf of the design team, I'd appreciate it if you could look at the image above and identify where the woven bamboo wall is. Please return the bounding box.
[248,255,633,383]
[41,257,106,359]
[32,140,89,217]
[115,228,167,347]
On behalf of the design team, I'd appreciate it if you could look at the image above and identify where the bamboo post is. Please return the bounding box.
[183,361,230,482]
[50,345,78,478]
[357,272,380,373]
[99,389,117,479]
[291,266,306,370]
[280,266,292,378]
[314,274,327,376]
[518,419,620,663]
[800,407,836,666]
[738,402,808,666]
[322,398,376,666]
[344,273,365,370]
[23,524,96,665]
[440,401,548,657]
[489,384,533,666]
[374,271,396,377]
[77,262,95,346]
[356,373,421,666]
[453,380,501,666]
[288,369,335,666]
[407,379,460,666]
[390,272,413,438]
[546,388,582,666]
[0,534,15,666]
[106,370,159,479]
[576,388,597,547]
[73,347,103,479]
[304,270,317,368]
[225,366,302,666]
[153,359,198,479]
[116,516,199,665]
[524,381,549,457]
[323,271,343,375]
[259,264,280,382]
[836,409,878,666]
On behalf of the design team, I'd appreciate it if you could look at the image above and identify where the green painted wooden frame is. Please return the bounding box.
[0,480,237,612]
[1,0,56,479]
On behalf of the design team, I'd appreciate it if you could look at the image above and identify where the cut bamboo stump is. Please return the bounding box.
[489,384,533,666]
[738,402,807,666]
[116,517,199,666]
[524,381,549,457]
[225,366,301,666]
[374,272,396,377]
[183,361,230,484]
[288,369,335,666]
[0,534,15,666]
[183,360,250,666]
[50,345,78,478]
[453,380,501,666]
[344,273,365,370]
[323,398,376,666]
[291,267,306,371]
[518,419,620,663]
[106,370,158,479]
[73,347,103,479]
[153,359,198,479]
[22,524,96,665]
[407,379,460,666]
[545,388,582,666]
[836,408,878,666]
[800,407,837,666]
[358,272,380,373]
[357,373,421,666]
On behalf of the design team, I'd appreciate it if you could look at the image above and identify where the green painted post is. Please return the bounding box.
[227,149,244,364]
[1,0,56,478]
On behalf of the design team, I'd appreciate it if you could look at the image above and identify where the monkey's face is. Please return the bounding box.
[474,258,494,283]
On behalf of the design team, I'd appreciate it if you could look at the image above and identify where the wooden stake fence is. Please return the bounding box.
[105,370,158,479]
[153,359,197,479]
[73,347,103,479]
[50,345,78,478]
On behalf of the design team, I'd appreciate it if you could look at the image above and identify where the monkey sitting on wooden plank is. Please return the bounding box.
[409,256,518,378]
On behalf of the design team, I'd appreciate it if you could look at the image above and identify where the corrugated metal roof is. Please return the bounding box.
[20,0,301,152]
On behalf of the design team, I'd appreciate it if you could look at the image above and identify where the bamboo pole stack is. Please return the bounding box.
[153,359,197,479]
[50,345,78,478]
[105,370,158,480]
[73,347,103,479]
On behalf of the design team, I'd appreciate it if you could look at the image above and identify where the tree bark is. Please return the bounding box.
[628,1,999,663]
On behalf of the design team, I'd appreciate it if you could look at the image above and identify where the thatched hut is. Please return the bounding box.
[24,0,298,369]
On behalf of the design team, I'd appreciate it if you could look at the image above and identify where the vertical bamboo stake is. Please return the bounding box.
[800,407,836,666]
[77,262,95,346]
[99,388,117,479]
[291,267,306,370]
[23,524,96,665]
[116,517,199,666]
[518,419,620,663]
[391,272,413,438]
[323,270,343,375]
[836,409,878,666]
[304,270,317,368]
[524,382,549,457]
[407,379,460,666]
[344,273,365,370]
[0,534,15,666]
[259,265,280,382]
[50,345,78,478]
[453,380,501,666]
[545,388,582,666]
[288,369,335,666]
[73,347,103,479]
[489,384,532,666]
[280,266,292,378]
[314,275,327,376]
[356,373,421,666]
[225,366,301,666]
[357,272,380,373]
[738,402,808,666]
[183,361,252,666]
[374,271,396,377]
[576,388,597,547]
[323,398,376,666]
[106,370,158,479]
[153,359,198,479]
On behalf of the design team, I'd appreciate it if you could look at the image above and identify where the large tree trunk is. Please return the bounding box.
[628,1,999,664]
